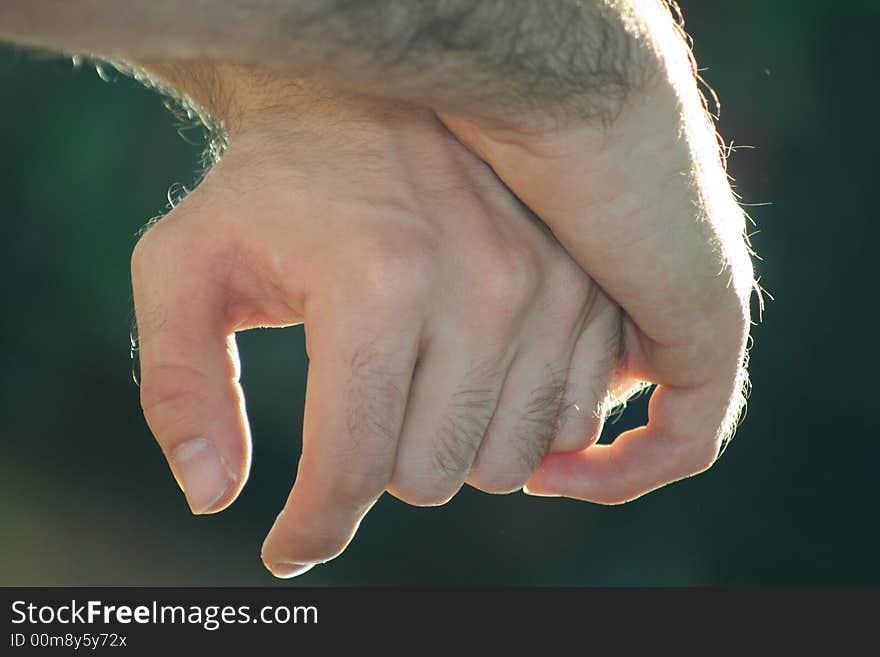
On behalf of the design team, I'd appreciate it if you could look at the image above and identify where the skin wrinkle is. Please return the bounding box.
[430,352,506,480]
[0,0,758,577]
[514,365,571,475]
[344,342,408,455]
[433,386,499,480]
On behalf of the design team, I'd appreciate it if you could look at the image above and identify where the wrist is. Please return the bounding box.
[136,61,297,137]
[138,60,433,145]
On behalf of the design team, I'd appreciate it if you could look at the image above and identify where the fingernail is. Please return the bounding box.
[169,438,234,514]
[522,484,559,498]
[267,562,316,579]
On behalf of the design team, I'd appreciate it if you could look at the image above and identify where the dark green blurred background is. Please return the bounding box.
[1,1,877,586]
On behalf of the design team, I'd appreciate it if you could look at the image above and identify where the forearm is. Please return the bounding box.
[0,0,673,123]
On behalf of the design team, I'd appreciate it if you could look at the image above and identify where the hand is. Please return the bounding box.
[130,71,624,577]
[439,10,756,504]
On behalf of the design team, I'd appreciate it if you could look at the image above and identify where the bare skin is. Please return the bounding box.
[2,1,755,577]
[131,80,628,577]
[441,6,754,501]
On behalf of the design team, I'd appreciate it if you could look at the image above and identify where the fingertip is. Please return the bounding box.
[264,561,317,580]
[169,437,241,515]
[259,500,349,574]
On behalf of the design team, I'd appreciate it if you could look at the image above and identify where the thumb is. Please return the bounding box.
[131,213,251,515]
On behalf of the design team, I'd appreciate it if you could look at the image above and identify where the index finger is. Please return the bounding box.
[260,306,419,578]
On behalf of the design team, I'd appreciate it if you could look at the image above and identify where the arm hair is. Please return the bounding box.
[0,1,666,122]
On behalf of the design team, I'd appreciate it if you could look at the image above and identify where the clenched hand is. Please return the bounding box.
[131,78,629,578]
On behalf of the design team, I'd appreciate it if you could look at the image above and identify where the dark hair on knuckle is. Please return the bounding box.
[433,386,498,479]
[515,366,569,470]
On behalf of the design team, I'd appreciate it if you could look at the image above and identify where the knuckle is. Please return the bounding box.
[685,441,721,476]
[433,418,483,479]
[132,216,225,286]
[470,470,529,495]
[131,223,196,295]
[470,429,548,494]
[393,429,476,506]
[469,461,531,495]
[390,473,460,507]
[527,261,597,343]
[139,365,210,441]
[391,384,500,506]
[485,247,541,308]
[549,255,594,306]
[344,233,437,310]
[551,414,603,453]
[466,245,542,331]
